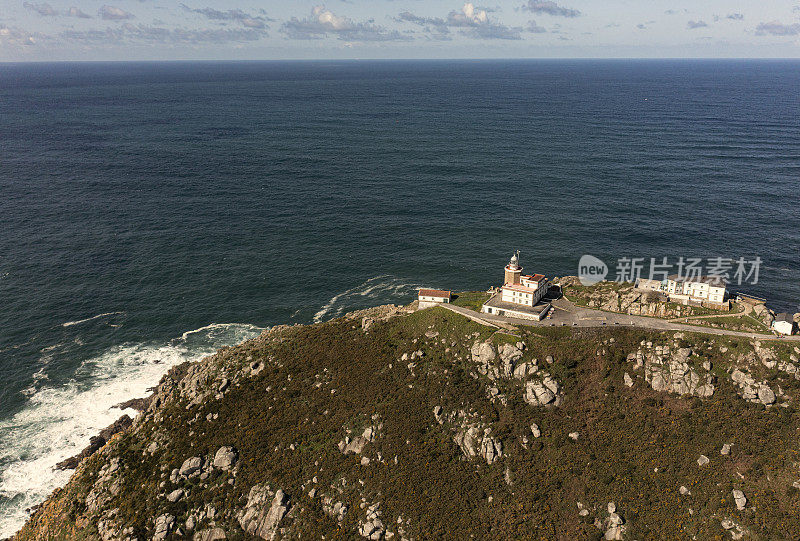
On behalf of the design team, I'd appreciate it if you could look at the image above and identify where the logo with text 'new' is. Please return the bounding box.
[579,255,608,286]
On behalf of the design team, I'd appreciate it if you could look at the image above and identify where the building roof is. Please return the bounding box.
[418,289,451,298]
[502,284,539,294]
[667,275,727,288]
[521,274,546,282]
[775,313,795,323]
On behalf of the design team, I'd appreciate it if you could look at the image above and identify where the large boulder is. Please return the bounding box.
[358,503,386,540]
[638,349,715,398]
[524,375,562,407]
[757,385,776,405]
[499,344,524,377]
[179,456,203,478]
[454,425,482,459]
[471,342,496,365]
[481,436,503,465]
[153,514,174,541]
[213,446,238,471]
[733,489,747,511]
[194,528,227,541]
[239,485,290,540]
[732,369,776,405]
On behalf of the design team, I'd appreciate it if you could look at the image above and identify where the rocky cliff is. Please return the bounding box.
[12,304,800,540]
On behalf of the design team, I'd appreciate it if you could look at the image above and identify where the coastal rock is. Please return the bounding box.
[524,375,563,407]
[720,518,747,540]
[179,456,204,478]
[322,496,348,522]
[358,502,386,540]
[471,342,496,365]
[480,435,503,465]
[697,455,710,467]
[167,488,185,503]
[153,514,174,541]
[753,304,775,327]
[194,528,227,541]
[513,361,538,379]
[634,347,715,398]
[471,341,501,379]
[731,369,776,405]
[733,489,747,511]
[451,414,503,465]
[758,385,776,405]
[213,446,238,471]
[238,485,290,540]
[499,344,523,377]
[453,425,482,459]
[55,415,132,470]
[594,503,625,540]
[338,424,380,455]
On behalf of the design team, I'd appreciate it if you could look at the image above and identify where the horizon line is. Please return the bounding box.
[3,57,800,65]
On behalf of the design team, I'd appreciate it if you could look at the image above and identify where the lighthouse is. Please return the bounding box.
[504,250,522,286]
[481,251,551,320]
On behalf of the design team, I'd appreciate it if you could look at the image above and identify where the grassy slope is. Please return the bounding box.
[451,291,491,312]
[15,307,800,540]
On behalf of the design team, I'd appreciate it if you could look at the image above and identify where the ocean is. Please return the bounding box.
[1,59,799,535]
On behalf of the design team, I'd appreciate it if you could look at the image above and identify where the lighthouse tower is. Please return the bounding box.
[504,250,522,285]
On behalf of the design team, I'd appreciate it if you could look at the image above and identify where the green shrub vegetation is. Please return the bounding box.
[451,291,491,312]
[16,306,800,540]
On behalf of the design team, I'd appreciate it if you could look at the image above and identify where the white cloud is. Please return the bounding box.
[448,3,489,27]
[180,5,270,30]
[398,3,522,40]
[67,7,92,19]
[687,20,708,30]
[756,21,800,36]
[527,20,546,33]
[282,6,410,41]
[0,25,42,46]
[23,2,58,17]
[62,23,266,44]
[99,6,135,21]
[522,1,581,18]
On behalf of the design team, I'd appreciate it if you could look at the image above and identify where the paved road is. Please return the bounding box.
[444,299,800,342]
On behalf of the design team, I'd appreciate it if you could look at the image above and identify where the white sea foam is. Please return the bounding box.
[0,322,262,538]
[312,275,428,323]
[61,312,125,328]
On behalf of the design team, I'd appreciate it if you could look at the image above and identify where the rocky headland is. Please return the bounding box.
[11,299,800,540]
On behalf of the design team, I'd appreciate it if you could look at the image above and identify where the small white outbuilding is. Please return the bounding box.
[418,289,451,309]
[773,313,796,336]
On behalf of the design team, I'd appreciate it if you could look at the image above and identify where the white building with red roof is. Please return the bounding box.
[417,289,451,309]
[481,251,551,320]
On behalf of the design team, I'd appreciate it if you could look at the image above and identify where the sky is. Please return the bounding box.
[1,1,800,61]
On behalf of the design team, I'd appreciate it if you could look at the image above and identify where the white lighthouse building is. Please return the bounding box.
[481,251,551,320]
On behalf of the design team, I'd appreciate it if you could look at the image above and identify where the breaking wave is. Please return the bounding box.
[312,275,429,323]
[0,322,262,538]
[61,312,125,328]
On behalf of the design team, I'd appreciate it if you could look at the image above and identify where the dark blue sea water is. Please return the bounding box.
[1,59,799,534]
